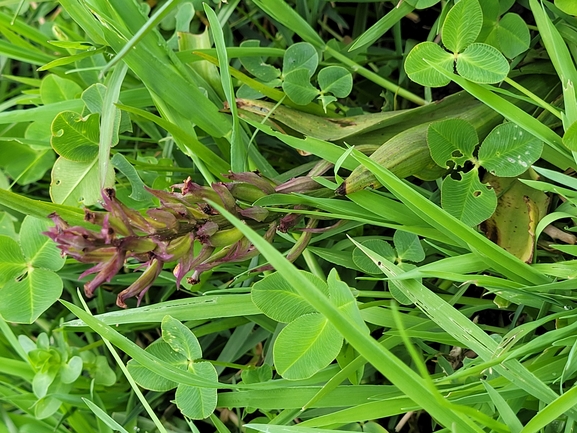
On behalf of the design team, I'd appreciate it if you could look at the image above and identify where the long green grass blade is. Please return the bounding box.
[204,4,245,172]
[206,200,485,432]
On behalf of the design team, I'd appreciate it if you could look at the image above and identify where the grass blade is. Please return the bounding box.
[206,200,485,432]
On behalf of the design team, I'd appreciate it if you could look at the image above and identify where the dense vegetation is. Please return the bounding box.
[2,0,577,432]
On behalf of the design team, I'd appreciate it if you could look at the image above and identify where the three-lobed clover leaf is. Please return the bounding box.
[252,269,365,380]
[405,0,510,87]
[127,315,218,419]
[0,216,65,324]
[428,119,544,227]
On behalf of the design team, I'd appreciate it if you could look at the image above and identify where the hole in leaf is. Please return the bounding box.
[473,190,482,197]
[451,150,463,158]
[55,180,61,186]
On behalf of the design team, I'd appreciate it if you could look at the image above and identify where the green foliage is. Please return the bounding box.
[3,0,577,431]
[405,0,510,87]
[428,119,544,226]
[0,216,64,323]
[127,315,218,419]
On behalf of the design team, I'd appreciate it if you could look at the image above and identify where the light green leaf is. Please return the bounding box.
[407,0,440,8]
[456,43,510,84]
[563,119,577,151]
[252,271,328,323]
[393,231,425,263]
[0,143,55,185]
[555,0,577,15]
[317,66,352,98]
[60,356,83,384]
[404,42,454,87]
[318,95,337,113]
[427,118,479,168]
[127,340,187,392]
[82,398,130,433]
[0,212,17,239]
[282,68,319,105]
[161,315,202,361]
[40,75,83,104]
[352,239,396,274]
[20,216,65,271]
[441,169,497,227]
[110,153,153,202]
[0,235,26,286]
[50,111,99,162]
[273,313,342,380]
[478,123,543,176]
[175,361,218,419]
[442,0,483,53]
[283,42,318,77]
[50,157,115,207]
[239,40,281,82]
[327,269,368,334]
[0,268,62,324]
[485,13,530,59]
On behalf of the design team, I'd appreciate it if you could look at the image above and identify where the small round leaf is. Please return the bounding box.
[252,271,328,323]
[555,0,577,15]
[273,313,342,380]
[20,216,65,271]
[51,111,99,162]
[175,362,218,419]
[352,239,396,274]
[0,268,63,324]
[405,42,454,87]
[283,42,318,77]
[484,13,530,59]
[393,231,425,263]
[282,68,319,105]
[161,315,203,360]
[442,0,483,53]
[50,157,115,207]
[441,170,497,227]
[456,43,509,84]
[427,118,479,168]
[478,123,543,177]
[317,66,353,98]
[127,341,187,392]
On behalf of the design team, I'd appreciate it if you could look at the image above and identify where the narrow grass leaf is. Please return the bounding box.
[206,200,484,432]
[61,300,222,388]
[349,149,549,284]
[349,2,414,51]
[520,385,577,433]
[82,398,129,433]
[529,0,577,126]
[204,4,245,172]
[99,63,127,189]
[116,104,229,177]
[481,381,523,433]
[250,0,325,49]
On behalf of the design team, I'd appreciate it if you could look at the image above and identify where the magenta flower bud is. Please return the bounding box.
[82,249,126,298]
